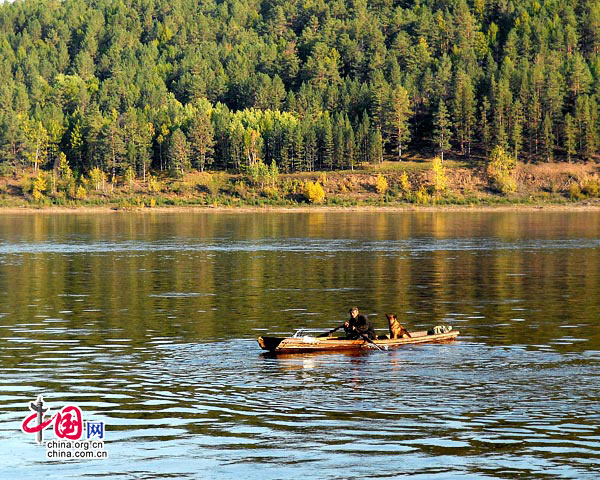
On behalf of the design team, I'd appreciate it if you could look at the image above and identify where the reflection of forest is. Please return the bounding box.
[0,211,599,358]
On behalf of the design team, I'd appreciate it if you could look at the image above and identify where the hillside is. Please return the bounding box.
[0,0,599,186]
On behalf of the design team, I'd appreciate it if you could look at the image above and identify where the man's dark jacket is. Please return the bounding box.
[345,314,376,339]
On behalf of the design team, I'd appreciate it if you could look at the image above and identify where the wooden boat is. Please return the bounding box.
[258,328,459,354]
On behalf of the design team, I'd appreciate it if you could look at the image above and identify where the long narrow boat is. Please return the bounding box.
[258,329,459,354]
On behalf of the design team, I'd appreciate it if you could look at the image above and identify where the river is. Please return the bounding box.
[0,210,599,479]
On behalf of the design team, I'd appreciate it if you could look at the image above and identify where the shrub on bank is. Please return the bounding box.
[75,185,86,199]
[581,177,600,197]
[246,160,279,188]
[124,166,135,192]
[20,174,33,195]
[375,173,388,194]
[261,186,279,199]
[569,183,585,200]
[32,172,47,201]
[201,172,225,196]
[414,185,430,204]
[147,175,161,193]
[233,180,250,199]
[431,157,448,194]
[398,171,411,195]
[89,167,106,192]
[305,181,325,204]
[487,146,517,194]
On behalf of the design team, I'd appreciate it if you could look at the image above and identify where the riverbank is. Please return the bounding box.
[2,202,600,215]
[1,159,599,212]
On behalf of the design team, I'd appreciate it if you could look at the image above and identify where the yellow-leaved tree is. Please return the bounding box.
[375,173,388,194]
[32,172,47,201]
[431,157,448,194]
[487,145,517,194]
[305,181,325,204]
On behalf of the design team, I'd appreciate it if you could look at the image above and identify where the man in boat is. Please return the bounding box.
[344,306,376,340]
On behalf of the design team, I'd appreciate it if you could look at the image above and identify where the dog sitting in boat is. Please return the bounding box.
[385,314,411,339]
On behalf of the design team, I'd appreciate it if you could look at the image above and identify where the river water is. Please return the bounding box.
[0,210,599,479]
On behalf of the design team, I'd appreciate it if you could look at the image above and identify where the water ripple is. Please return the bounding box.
[1,237,600,254]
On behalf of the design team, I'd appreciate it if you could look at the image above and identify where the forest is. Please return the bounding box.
[0,0,599,185]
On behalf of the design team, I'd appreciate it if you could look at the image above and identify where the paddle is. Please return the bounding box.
[317,324,345,337]
[318,324,386,351]
[359,331,386,351]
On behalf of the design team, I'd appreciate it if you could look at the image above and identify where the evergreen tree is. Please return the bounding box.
[575,95,590,156]
[583,96,599,160]
[369,128,383,165]
[0,112,24,171]
[188,110,215,172]
[480,98,491,158]
[344,115,356,171]
[568,53,592,100]
[333,113,345,170]
[319,112,334,170]
[391,85,412,160]
[84,107,105,172]
[69,116,84,170]
[544,54,564,144]
[434,99,452,162]
[101,110,126,182]
[528,89,542,155]
[290,123,304,173]
[229,122,245,171]
[564,113,576,162]
[211,105,231,170]
[156,124,170,172]
[542,113,554,162]
[493,77,511,150]
[356,111,371,165]
[303,119,317,172]
[511,100,524,160]
[452,71,475,156]
[369,74,392,146]
[136,120,154,182]
[435,54,453,103]
[168,128,190,177]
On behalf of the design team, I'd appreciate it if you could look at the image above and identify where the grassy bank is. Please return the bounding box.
[1,158,600,211]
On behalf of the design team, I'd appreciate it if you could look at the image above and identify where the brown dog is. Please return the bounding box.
[385,314,411,339]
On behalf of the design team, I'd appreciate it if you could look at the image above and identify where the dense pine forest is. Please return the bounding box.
[0,0,599,185]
